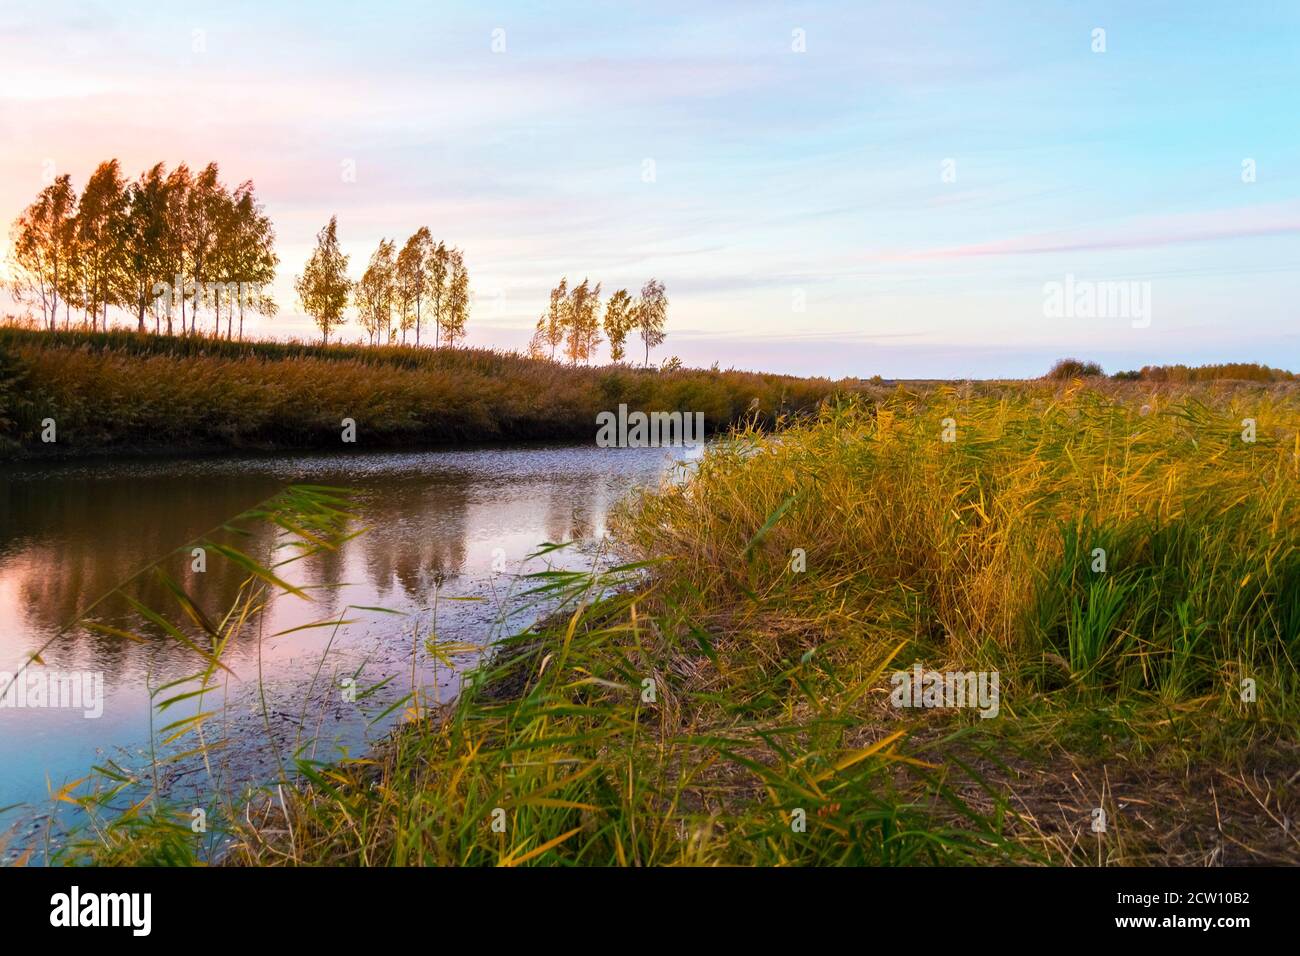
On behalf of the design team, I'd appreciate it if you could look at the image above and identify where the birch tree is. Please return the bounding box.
[8,174,77,330]
[295,216,350,345]
[634,278,667,367]
[530,277,567,360]
[356,238,397,345]
[562,278,602,365]
[428,241,449,347]
[73,159,128,331]
[602,288,634,362]
[442,247,469,347]
[396,228,431,346]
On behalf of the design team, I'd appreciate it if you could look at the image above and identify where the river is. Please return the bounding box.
[0,442,700,861]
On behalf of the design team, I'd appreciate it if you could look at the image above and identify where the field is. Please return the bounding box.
[63,377,1300,866]
[0,324,853,457]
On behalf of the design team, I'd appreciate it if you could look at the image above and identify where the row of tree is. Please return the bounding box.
[1046,359,1298,382]
[295,218,470,346]
[8,161,278,339]
[8,165,669,359]
[530,277,667,366]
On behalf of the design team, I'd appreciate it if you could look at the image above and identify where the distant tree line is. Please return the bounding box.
[1113,363,1297,383]
[8,166,672,362]
[295,218,470,347]
[1047,358,1296,383]
[7,160,278,339]
[530,277,668,367]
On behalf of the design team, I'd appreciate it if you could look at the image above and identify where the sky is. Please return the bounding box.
[1,0,1297,378]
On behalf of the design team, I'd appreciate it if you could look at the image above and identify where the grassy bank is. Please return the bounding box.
[193,379,1297,866]
[0,324,853,458]
[37,377,1300,866]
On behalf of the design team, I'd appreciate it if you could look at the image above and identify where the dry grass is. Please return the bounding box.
[0,323,856,456]
[42,377,1300,866]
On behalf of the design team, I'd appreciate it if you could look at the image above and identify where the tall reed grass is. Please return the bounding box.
[626,382,1300,706]
[0,325,854,456]
[27,378,1300,866]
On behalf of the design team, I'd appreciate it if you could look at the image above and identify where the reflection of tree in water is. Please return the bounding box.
[544,481,593,545]
[298,523,347,622]
[2,460,647,688]
[1,473,281,679]
[357,478,470,605]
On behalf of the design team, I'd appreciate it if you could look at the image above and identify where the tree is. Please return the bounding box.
[161,164,192,335]
[442,248,469,347]
[226,181,277,341]
[562,278,602,365]
[8,174,77,330]
[185,163,226,335]
[428,241,450,347]
[355,238,397,345]
[73,159,129,331]
[395,228,431,346]
[1045,358,1104,380]
[530,278,567,361]
[634,278,667,367]
[7,160,279,339]
[212,185,241,339]
[121,163,171,333]
[295,216,350,345]
[602,288,635,362]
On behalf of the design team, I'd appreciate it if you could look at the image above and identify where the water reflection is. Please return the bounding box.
[0,443,699,860]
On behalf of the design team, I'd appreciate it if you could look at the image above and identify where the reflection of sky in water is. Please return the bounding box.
[0,442,700,860]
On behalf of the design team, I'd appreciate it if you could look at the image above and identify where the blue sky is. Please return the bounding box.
[2,1,1297,376]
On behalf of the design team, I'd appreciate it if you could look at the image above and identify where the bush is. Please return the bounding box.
[1045,358,1104,380]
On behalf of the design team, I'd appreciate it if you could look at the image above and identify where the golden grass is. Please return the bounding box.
[0,324,854,454]
[40,378,1300,866]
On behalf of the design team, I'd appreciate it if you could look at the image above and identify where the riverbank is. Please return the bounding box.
[0,441,712,864]
[200,379,1299,866]
[0,325,858,459]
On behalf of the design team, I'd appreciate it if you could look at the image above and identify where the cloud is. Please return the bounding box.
[877,203,1300,262]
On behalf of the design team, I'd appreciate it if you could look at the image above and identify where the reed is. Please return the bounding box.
[25,376,1300,866]
[0,323,855,457]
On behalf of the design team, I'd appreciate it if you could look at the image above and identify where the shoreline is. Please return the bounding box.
[0,324,850,463]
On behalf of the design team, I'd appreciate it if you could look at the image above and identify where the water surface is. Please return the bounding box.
[0,443,699,860]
